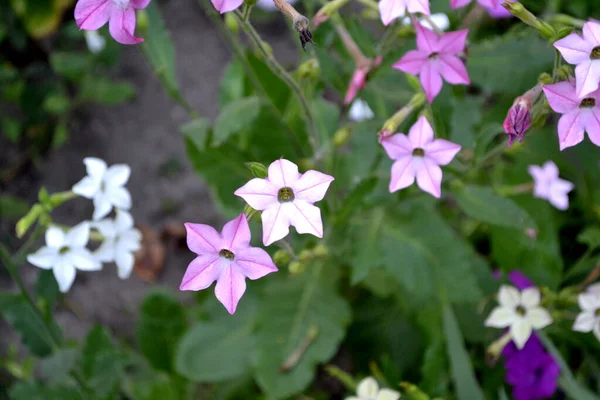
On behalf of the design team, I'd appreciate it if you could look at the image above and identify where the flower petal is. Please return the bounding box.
[72,176,101,198]
[288,200,324,238]
[542,81,579,114]
[593,322,600,342]
[131,0,151,8]
[377,389,401,400]
[437,29,468,54]
[553,33,594,64]
[424,138,461,165]
[115,250,134,279]
[415,22,440,54]
[344,68,367,105]
[114,210,134,232]
[185,223,221,254]
[92,219,117,238]
[527,307,552,329]
[215,265,247,314]
[46,226,66,249]
[415,157,442,198]
[65,222,90,248]
[520,287,540,308]
[109,8,144,45]
[94,239,115,263]
[420,62,443,103]
[93,195,113,221]
[180,254,222,290]
[578,293,600,310]
[27,247,58,270]
[75,0,112,30]
[292,170,334,203]
[211,0,244,13]
[499,285,521,307]
[557,110,585,151]
[573,311,596,332]
[378,0,407,26]
[575,61,600,99]
[583,20,600,46]
[261,204,290,246]
[222,214,251,251]
[234,247,278,280]
[268,159,301,187]
[582,107,600,147]
[357,377,379,398]
[450,0,471,8]
[438,55,470,85]
[53,258,77,293]
[548,179,573,210]
[510,318,532,349]
[485,306,517,328]
[405,0,429,14]
[408,116,434,148]
[83,157,107,181]
[392,50,429,75]
[381,133,413,159]
[389,156,416,192]
[104,164,130,187]
[106,186,132,210]
[234,178,279,211]
[68,248,102,271]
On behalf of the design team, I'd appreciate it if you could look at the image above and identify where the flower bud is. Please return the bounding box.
[273,249,291,266]
[503,97,531,147]
[297,58,320,80]
[333,127,351,147]
[502,1,555,39]
[298,249,312,262]
[225,13,239,35]
[136,9,149,32]
[16,204,43,238]
[312,0,349,28]
[245,161,268,178]
[288,260,305,274]
[313,244,328,258]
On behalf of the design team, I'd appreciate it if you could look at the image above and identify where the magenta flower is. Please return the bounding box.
[344,57,382,105]
[542,80,600,150]
[450,0,513,18]
[504,97,531,147]
[74,0,150,45]
[180,214,277,314]
[393,23,470,103]
[528,161,574,211]
[234,159,334,246]
[378,0,430,26]
[380,116,461,198]
[554,21,600,99]
[211,0,243,13]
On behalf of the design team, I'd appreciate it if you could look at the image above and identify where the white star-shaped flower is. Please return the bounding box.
[93,210,142,279]
[27,223,101,292]
[484,285,552,349]
[573,291,600,341]
[72,157,132,220]
[348,99,374,122]
[346,377,401,400]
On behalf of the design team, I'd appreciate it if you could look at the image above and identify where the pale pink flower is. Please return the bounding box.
[180,214,277,314]
[528,161,574,210]
[211,0,243,13]
[344,57,382,105]
[74,0,149,45]
[234,159,334,246]
[378,0,430,26]
[554,20,600,99]
[542,80,600,150]
[380,116,461,198]
[450,0,513,18]
[393,23,470,103]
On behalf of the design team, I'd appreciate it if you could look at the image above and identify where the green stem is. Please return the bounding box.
[242,2,253,21]
[234,10,320,154]
[13,223,45,266]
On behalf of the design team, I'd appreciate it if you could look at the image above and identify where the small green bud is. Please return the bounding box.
[333,127,351,147]
[537,72,552,85]
[38,187,50,208]
[313,244,328,258]
[298,249,312,262]
[225,12,239,34]
[399,382,430,400]
[288,261,305,274]
[245,162,268,178]
[554,27,574,41]
[360,8,379,20]
[297,58,320,80]
[405,74,421,91]
[136,9,149,32]
[16,204,43,238]
[49,191,77,207]
[297,158,316,171]
[273,250,291,266]
[243,204,258,221]
[557,65,573,80]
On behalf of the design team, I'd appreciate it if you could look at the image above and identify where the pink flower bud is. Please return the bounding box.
[503,97,531,147]
[378,129,393,142]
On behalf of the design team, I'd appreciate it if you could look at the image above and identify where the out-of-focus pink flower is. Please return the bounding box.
[234,159,334,246]
[344,57,382,105]
[393,23,470,103]
[378,0,430,26]
[543,80,600,150]
[528,161,574,210]
[380,116,461,198]
[450,0,514,18]
[504,97,531,147]
[75,0,150,45]
[180,214,277,314]
[211,0,243,13]
[554,20,600,99]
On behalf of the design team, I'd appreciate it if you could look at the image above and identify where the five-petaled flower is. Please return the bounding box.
[378,0,429,26]
[93,210,142,279]
[345,377,400,400]
[393,23,470,103]
[485,285,552,349]
[180,214,278,314]
[72,157,132,221]
[380,116,461,198]
[543,79,600,151]
[528,161,574,210]
[573,290,600,341]
[234,159,334,246]
[27,223,102,293]
[554,20,600,99]
[74,0,150,45]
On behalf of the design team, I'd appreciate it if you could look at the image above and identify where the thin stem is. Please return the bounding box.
[13,222,45,266]
[242,2,253,21]
[355,0,378,12]
[331,15,368,66]
[234,10,319,154]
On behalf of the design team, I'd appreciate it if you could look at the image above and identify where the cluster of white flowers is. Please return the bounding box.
[346,377,400,400]
[27,158,141,292]
[573,283,600,341]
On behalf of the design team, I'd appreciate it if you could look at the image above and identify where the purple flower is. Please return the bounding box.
[504,97,531,147]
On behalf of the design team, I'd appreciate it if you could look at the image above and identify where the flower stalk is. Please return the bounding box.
[378,92,426,139]
[501,1,555,39]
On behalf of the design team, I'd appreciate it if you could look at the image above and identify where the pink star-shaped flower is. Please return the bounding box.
[554,20,600,99]
[74,0,150,45]
[450,0,513,18]
[234,159,334,246]
[542,79,600,150]
[344,57,382,105]
[380,116,461,197]
[393,23,470,103]
[378,0,430,26]
[528,161,574,210]
[180,214,277,314]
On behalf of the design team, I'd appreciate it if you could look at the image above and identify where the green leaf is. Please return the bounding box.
[136,291,187,373]
[450,96,483,148]
[140,2,179,94]
[9,381,84,400]
[1,117,21,143]
[127,374,179,400]
[454,185,537,230]
[79,76,136,105]
[443,304,485,400]
[52,119,69,149]
[578,226,600,249]
[312,98,340,143]
[39,348,78,381]
[252,271,351,399]
[49,52,90,82]
[180,118,210,151]
[43,93,70,115]
[220,58,246,107]
[213,96,262,146]
[81,326,124,399]
[0,195,29,219]
[246,51,290,114]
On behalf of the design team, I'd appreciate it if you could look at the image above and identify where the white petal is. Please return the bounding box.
[72,176,101,198]
[106,186,131,210]
[498,285,520,307]
[117,232,142,252]
[261,204,291,246]
[93,195,113,220]
[376,389,401,400]
[104,164,130,187]
[114,210,134,232]
[357,377,379,399]
[573,311,596,332]
[527,307,552,329]
[510,319,532,349]
[593,322,600,342]
[484,306,517,328]
[94,239,116,263]
[45,226,65,249]
[64,222,90,247]
[27,247,58,269]
[579,293,600,311]
[92,219,117,239]
[521,287,541,308]
[587,282,600,295]
[53,257,77,293]
[267,159,301,187]
[287,200,324,238]
[348,99,374,122]
[67,248,102,271]
[83,157,107,180]
[115,250,135,279]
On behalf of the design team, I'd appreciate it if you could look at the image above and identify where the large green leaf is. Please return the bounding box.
[220,59,246,107]
[213,96,262,147]
[443,304,485,400]
[79,76,136,105]
[9,381,83,400]
[81,326,124,399]
[136,291,187,373]
[251,270,351,399]
[246,51,290,114]
[40,348,78,381]
[180,117,210,151]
